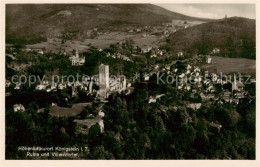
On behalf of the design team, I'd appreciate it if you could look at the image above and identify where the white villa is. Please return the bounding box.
[69,49,85,66]
[206,55,212,64]
[13,104,25,112]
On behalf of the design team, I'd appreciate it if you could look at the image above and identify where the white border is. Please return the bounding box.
[0,0,259,167]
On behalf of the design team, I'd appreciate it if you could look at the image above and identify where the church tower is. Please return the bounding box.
[232,73,237,92]
[75,49,79,58]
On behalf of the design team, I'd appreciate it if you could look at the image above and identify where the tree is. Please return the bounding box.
[80,106,91,119]
[88,124,101,150]
[194,118,209,155]
[27,102,39,116]
[90,146,114,159]
[215,105,239,128]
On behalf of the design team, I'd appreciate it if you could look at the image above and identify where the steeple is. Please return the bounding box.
[232,73,237,92]
[75,49,79,58]
[234,73,236,88]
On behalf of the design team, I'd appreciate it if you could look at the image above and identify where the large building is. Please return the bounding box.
[99,64,110,89]
[97,64,127,98]
[69,49,85,66]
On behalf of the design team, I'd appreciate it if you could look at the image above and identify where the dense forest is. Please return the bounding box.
[162,17,256,59]
[6,78,255,159]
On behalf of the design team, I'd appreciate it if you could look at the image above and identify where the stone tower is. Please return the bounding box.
[99,64,109,89]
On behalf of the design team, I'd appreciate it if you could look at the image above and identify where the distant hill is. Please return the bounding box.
[163,17,256,59]
[6,4,208,44]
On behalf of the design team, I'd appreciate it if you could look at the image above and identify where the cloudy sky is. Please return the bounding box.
[156,4,255,19]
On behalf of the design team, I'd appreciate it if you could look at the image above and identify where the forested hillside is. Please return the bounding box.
[163,17,255,59]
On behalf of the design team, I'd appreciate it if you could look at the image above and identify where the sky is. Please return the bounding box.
[156,4,255,19]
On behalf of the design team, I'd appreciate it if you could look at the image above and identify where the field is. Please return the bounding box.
[38,103,91,117]
[23,18,204,53]
[170,19,205,27]
[25,31,164,53]
[132,34,162,48]
[201,56,256,75]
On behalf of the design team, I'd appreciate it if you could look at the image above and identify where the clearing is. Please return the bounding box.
[201,56,256,75]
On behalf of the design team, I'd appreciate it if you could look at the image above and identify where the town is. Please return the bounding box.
[6,44,256,139]
[5,3,256,160]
